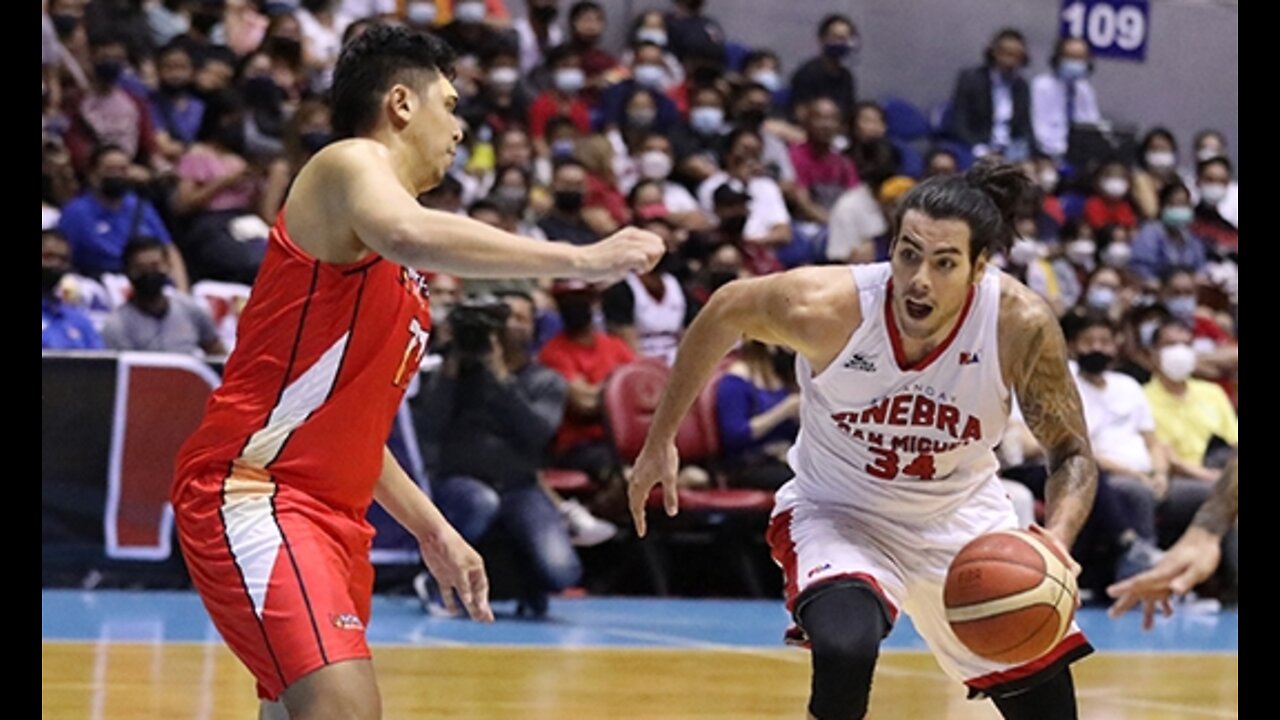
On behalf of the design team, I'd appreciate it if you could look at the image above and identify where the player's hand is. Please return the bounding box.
[628,440,680,538]
[419,527,494,622]
[1106,527,1221,630]
[1028,524,1082,578]
[577,227,665,284]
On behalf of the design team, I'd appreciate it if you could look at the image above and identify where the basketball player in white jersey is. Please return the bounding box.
[628,162,1097,720]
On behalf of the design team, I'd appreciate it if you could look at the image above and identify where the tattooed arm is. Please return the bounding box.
[1106,453,1237,628]
[1000,278,1097,549]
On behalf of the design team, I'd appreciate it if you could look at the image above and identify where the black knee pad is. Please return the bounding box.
[796,580,893,720]
[990,667,1077,720]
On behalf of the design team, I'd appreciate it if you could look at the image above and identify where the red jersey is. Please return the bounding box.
[539,330,635,452]
[174,213,432,512]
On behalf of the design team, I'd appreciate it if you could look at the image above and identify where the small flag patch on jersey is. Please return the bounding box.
[330,613,364,630]
[959,351,981,365]
[807,563,833,578]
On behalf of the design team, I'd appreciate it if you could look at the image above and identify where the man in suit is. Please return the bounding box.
[947,28,1034,161]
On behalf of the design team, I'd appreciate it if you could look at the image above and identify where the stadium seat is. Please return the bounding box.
[882,97,932,142]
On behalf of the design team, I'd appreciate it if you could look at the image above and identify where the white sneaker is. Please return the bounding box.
[561,498,618,547]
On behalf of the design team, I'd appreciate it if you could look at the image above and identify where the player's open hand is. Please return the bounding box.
[578,226,665,284]
[628,440,680,538]
[419,528,494,622]
[1106,527,1221,630]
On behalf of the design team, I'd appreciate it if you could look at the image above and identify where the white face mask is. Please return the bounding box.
[454,1,487,23]
[406,1,437,26]
[487,66,519,89]
[1102,241,1131,268]
[1158,343,1196,382]
[1038,168,1059,192]
[636,28,667,47]
[639,150,673,180]
[749,70,780,92]
[1199,182,1229,205]
[1065,238,1096,267]
[1009,238,1043,266]
[1100,177,1129,199]
[554,67,585,94]
[632,63,666,89]
[1196,146,1223,162]
[689,106,724,134]
[1145,150,1176,171]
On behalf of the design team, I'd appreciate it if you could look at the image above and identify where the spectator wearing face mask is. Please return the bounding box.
[602,209,695,365]
[539,280,635,486]
[1157,268,1237,383]
[436,0,506,59]
[461,41,532,136]
[620,12,685,87]
[627,134,707,231]
[149,41,206,161]
[529,45,590,139]
[1189,157,1238,257]
[946,28,1034,161]
[1130,184,1207,282]
[515,0,565,75]
[63,34,157,176]
[847,101,900,191]
[729,82,797,182]
[698,128,791,250]
[603,86,669,181]
[537,157,597,245]
[58,145,188,288]
[1031,37,1101,159]
[565,1,617,97]
[1078,265,1131,323]
[1186,130,1238,228]
[1084,160,1138,232]
[101,237,225,356]
[599,42,681,132]
[42,229,104,351]
[1058,218,1098,278]
[1143,320,1237,484]
[788,14,858,119]
[1131,128,1180,220]
[294,0,354,91]
[1010,214,1080,316]
[573,135,628,234]
[663,0,726,63]
[668,85,729,184]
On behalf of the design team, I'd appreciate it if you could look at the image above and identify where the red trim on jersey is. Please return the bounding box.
[766,510,799,609]
[884,279,977,372]
[965,631,1089,690]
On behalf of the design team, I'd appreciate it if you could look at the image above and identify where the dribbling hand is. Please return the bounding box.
[419,527,494,622]
[578,227,665,284]
[628,440,680,538]
[1106,527,1221,630]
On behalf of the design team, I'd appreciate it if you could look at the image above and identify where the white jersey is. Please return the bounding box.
[624,272,686,366]
[779,263,1010,522]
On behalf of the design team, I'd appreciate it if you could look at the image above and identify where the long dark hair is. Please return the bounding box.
[893,159,1033,260]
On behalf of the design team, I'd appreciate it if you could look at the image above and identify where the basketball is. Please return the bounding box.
[944,530,1078,665]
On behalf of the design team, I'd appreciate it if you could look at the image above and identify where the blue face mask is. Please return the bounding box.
[1086,286,1116,311]
[551,138,576,158]
[689,106,723,134]
[1058,59,1089,81]
[1165,295,1196,321]
[1161,206,1193,228]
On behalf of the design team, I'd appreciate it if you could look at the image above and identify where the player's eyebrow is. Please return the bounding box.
[901,233,962,256]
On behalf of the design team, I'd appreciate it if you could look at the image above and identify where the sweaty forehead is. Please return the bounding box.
[899,210,971,255]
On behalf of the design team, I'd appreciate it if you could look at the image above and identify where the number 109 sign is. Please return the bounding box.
[1060,0,1150,62]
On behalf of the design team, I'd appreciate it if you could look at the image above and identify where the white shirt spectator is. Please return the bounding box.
[1031,72,1101,157]
[826,185,887,262]
[697,173,792,243]
[297,8,354,92]
[1074,369,1154,474]
[514,16,564,75]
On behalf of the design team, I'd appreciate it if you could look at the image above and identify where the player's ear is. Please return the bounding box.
[387,84,415,129]
[971,250,989,282]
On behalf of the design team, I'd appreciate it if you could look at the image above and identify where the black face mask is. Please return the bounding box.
[93,60,124,86]
[736,107,766,128]
[217,122,247,154]
[130,270,170,300]
[554,190,584,214]
[300,131,331,154]
[1077,351,1113,375]
[558,299,594,332]
[718,215,747,237]
[51,13,79,36]
[532,5,558,23]
[266,36,303,66]
[191,10,221,35]
[707,269,738,291]
[42,266,66,295]
[655,252,684,277]
[99,176,131,200]
[158,80,191,98]
[243,76,284,108]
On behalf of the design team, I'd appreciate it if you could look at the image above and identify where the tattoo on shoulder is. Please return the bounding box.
[1193,454,1238,537]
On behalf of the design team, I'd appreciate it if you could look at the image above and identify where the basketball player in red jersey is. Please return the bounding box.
[628,162,1097,720]
[172,25,662,720]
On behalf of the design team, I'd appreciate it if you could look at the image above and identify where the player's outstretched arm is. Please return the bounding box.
[628,267,854,536]
[1107,454,1237,629]
[326,141,663,281]
[1003,284,1097,557]
[373,447,494,622]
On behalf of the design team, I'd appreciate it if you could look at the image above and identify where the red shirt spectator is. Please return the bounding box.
[539,326,635,453]
[1083,195,1137,232]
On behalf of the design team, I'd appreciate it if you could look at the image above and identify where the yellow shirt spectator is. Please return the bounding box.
[1144,378,1238,464]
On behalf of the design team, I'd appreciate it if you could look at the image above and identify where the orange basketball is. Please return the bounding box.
[944,530,1078,665]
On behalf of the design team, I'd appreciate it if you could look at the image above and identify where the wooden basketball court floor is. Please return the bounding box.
[43,591,1237,719]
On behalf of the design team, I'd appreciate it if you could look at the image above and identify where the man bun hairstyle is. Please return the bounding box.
[330,24,456,139]
[894,159,1035,260]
